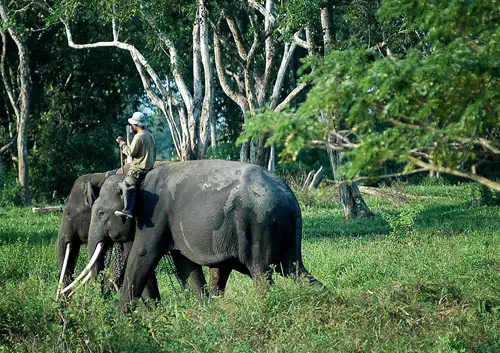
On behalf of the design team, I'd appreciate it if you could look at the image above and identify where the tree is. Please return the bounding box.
[242,0,500,191]
[239,0,377,219]
[0,1,147,202]
[318,0,374,219]
[0,0,32,205]
[27,9,147,201]
[213,0,315,166]
[42,0,215,161]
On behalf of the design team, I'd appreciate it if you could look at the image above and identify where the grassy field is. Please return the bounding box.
[0,183,499,352]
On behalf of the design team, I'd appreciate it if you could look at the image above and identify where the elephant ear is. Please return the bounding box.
[84,180,96,208]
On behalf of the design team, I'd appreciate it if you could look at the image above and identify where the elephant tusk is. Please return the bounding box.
[60,242,104,295]
[67,271,92,298]
[56,243,72,300]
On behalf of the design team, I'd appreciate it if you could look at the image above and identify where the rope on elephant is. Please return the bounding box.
[163,254,182,301]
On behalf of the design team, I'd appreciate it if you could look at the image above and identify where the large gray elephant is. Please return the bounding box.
[66,160,325,311]
[57,172,208,300]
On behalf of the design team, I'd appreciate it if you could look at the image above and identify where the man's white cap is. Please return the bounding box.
[128,112,147,127]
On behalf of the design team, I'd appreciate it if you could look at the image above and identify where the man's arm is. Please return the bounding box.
[118,134,142,158]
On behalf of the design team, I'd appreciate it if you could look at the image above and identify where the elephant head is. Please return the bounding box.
[56,173,106,298]
[59,174,136,297]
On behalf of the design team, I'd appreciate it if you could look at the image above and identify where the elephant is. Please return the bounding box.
[66,160,326,311]
[56,172,111,299]
[56,172,208,301]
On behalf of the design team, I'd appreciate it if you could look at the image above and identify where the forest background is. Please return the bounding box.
[0,0,498,207]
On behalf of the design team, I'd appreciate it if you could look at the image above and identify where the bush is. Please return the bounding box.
[468,184,500,206]
[0,171,22,207]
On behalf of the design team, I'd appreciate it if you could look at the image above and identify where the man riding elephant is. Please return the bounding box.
[63,160,327,311]
[114,111,156,219]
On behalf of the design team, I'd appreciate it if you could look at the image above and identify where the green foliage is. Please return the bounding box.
[381,203,424,239]
[277,0,323,33]
[242,0,500,188]
[205,142,240,161]
[0,170,22,207]
[26,20,143,201]
[1,184,499,352]
[467,183,500,206]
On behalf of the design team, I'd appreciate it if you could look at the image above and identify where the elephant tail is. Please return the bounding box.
[283,214,327,291]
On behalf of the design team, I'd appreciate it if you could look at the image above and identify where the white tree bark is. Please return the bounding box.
[321,1,333,55]
[197,0,215,158]
[58,0,215,161]
[214,1,310,166]
[0,1,31,205]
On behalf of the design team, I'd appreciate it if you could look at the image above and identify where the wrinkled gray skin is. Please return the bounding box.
[56,173,158,298]
[87,160,325,311]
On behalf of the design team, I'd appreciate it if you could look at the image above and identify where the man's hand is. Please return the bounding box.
[116,136,125,144]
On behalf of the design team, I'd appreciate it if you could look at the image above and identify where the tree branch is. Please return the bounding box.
[293,30,310,50]
[0,31,20,120]
[213,26,248,113]
[0,135,15,154]
[248,0,276,24]
[258,0,275,105]
[224,12,248,61]
[243,12,261,113]
[409,157,500,191]
[139,14,194,114]
[275,81,307,112]
[269,40,297,110]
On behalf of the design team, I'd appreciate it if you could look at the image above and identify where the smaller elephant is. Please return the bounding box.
[56,172,108,298]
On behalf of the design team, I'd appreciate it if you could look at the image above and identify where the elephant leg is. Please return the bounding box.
[101,241,160,301]
[119,237,167,312]
[141,270,160,304]
[248,250,275,287]
[209,266,232,296]
[170,251,208,298]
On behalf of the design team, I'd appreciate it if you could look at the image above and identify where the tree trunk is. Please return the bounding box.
[325,114,373,220]
[339,182,374,220]
[240,140,251,163]
[318,5,372,220]
[214,1,308,167]
[0,156,4,189]
[0,0,31,205]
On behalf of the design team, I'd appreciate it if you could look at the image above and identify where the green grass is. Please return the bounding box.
[0,184,499,352]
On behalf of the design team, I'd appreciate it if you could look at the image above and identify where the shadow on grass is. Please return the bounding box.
[304,212,391,241]
[413,202,500,234]
[303,201,499,241]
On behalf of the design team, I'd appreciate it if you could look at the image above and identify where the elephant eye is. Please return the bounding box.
[98,210,105,217]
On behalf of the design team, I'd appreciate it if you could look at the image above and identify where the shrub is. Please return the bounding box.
[0,171,22,207]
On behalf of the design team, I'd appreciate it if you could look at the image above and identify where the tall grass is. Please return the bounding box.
[0,184,498,352]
